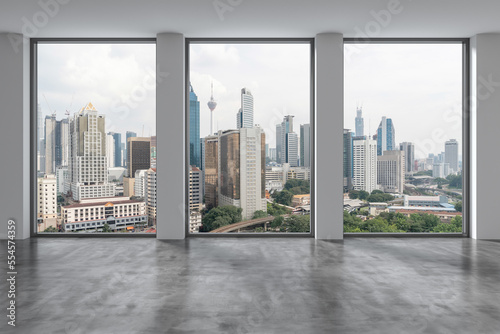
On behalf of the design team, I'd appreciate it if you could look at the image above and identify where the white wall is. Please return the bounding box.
[470,34,500,239]
[156,33,185,239]
[315,33,344,239]
[0,33,30,240]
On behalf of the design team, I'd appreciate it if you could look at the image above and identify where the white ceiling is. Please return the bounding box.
[1,0,499,38]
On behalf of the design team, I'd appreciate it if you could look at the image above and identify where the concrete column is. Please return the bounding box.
[315,33,344,239]
[470,34,500,239]
[156,33,186,239]
[0,34,30,240]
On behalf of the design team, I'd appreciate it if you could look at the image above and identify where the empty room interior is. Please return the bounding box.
[1,1,500,333]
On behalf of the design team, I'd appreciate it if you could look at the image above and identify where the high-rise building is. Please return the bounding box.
[286,132,299,167]
[376,116,395,156]
[109,132,122,167]
[44,116,69,174]
[124,131,137,167]
[189,84,201,167]
[218,127,266,220]
[355,107,364,137]
[300,124,311,167]
[204,135,219,210]
[377,150,406,194]
[353,138,377,193]
[269,148,277,161]
[276,124,282,163]
[134,169,148,198]
[445,139,459,172]
[399,142,415,173]
[189,166,202,211]
[279,115,297,166]
[146,168,157,226]
[106,133,115,168]
[67,103,115,201]
[236,88,254,129]
[126,137,151,177]
[433,162,451,178]
[150,135,157,168]
[37,174,57,231]
[343,129,354,192]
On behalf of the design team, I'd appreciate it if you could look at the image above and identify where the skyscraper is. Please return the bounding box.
[124,131,137,167]
[300,124,311,167]
[204,134,219,210]
[67,103,115,201]
[445,139,459,172]
[236,88,254,129]
[106,133,115,168]
[110,132,122,167]
[343,129,353,192]
[44,115,69,174]
[276,124,282,163]
[189,166,202,211]
[355,107,364,137]
[189,83,201,167]
[376,116,395,156]
[353,138,377,193]
[218,127,266,220]
[377,150,405,194]
[279,115,297,166]
[286,132,299,167]
[126,137,151,177]
[399,142,415,173]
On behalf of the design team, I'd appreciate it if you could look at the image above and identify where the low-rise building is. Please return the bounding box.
[391,208,461,223]
[62,196,147,232]
[369,202,389,216]
[292,194,310,207]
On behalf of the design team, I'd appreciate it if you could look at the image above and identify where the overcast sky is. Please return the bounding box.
[344,43,463,159]
[38,43,156,139]
[190,43,311,147]
[38,42,462,159]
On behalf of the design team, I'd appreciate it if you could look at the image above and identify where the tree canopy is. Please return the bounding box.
[201,205,243,232]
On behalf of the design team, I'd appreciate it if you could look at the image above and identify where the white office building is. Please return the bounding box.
[236,88,254,129]
[353,138,377,193]
[134,169,148,198]
[377,150,406,194]
[106,133,115,168]
[67,103,115,201]
[445,139,459,172]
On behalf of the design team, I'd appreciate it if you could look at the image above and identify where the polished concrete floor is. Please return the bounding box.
[1,238,499,334]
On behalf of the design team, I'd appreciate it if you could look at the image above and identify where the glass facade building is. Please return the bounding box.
[189,84,201,168]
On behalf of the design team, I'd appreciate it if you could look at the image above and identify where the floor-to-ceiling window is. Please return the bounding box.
[34,40,156,234]
[343,40,467,234]
[187,40,313,234]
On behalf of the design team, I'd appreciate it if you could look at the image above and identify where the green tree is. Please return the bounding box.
[43,226,58,232]
[102,223,113,232]
[287,215,310,233]
[252,210,267,219]
[454,201,462,212]
[358,190,369,200]
[201,205,243,232]
[284,179,310,194]
[271,215,284,228]
[274,190,294,206]
[348,190,359,199]
[447,173,462,189]
[371,189,384,195]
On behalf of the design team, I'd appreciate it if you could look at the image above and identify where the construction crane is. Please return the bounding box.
[65,94,74,118]
[43,94,56,117]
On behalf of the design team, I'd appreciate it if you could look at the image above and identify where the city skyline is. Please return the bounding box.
[344,43,463,159]
[37,43,156,138]
[190,43,311,146]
